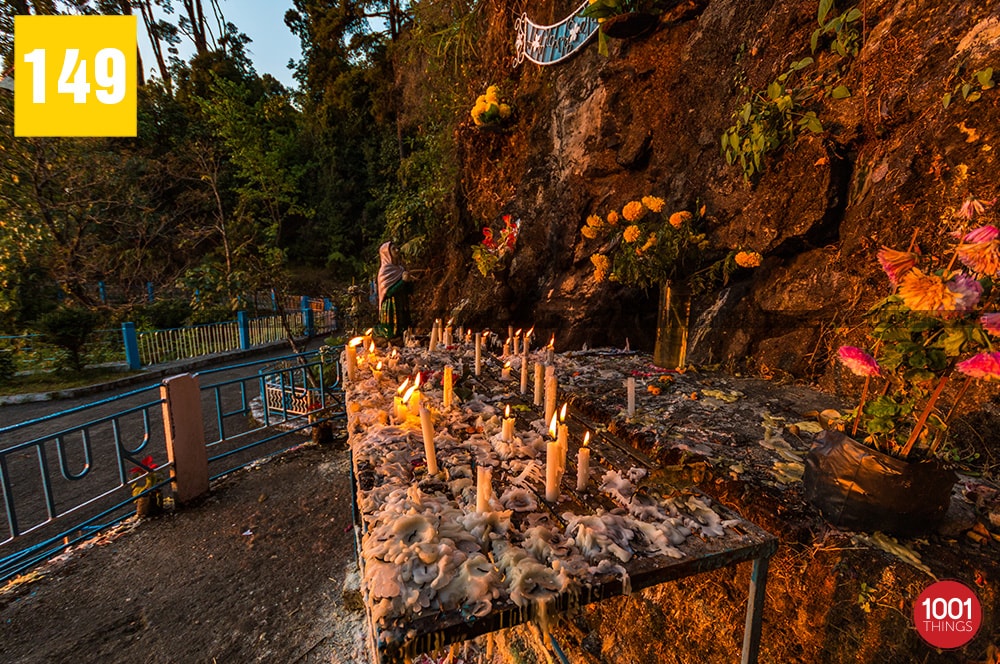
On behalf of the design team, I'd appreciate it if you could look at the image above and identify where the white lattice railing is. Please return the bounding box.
[137,321,240,366]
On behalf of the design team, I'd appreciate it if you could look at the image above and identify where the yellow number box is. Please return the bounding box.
[15,15,137,137]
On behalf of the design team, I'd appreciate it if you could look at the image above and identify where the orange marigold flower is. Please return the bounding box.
[669,211,693,228]
[735,250,762,268]
[622,201,645,222]
[581,225,598,239]
[897,269,981,313]
[641,233,657,252]
[623,225,641,243]
[606,211,619,226]
[647,385,661,395]
[591,254,611,282]
[586,214,603,228]
[641,196,666,213]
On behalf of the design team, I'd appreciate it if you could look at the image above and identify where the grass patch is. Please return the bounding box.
[0,368,144,397]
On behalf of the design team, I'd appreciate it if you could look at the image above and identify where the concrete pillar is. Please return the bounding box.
[122,322,141,370]
[161,374,209,505]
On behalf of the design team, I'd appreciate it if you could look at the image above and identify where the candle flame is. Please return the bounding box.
[368,342,376,353]
[504,404,511,418]
[583,431,591,448]
[413,372,422,388]
[515,328,522,336]
[376,361,383,371]
[364,328,374,335]
[482,330,490,338]
[547,335,555,349]
[504,360,511,369]
[526,327,534,337]
[390,348,398,358]
[560,403,568,422]
[397,377,411,395]
[402,385,418,403]
[348,336,364,347]
[548,412,558,439]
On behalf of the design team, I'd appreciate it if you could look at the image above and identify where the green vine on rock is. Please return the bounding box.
[943,66,995,108]
[720,58,824,183]
[810,0,863,59]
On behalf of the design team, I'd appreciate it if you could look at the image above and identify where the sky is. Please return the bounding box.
[137,0,302,90]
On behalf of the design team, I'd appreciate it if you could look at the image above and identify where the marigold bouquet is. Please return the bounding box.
[470,86,512,128]
[837,196,1000,460]
[581,196,759,291]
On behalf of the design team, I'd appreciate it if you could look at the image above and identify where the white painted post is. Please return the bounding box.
[161,374,210,505]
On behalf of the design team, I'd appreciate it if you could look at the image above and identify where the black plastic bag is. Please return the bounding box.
[803,429,956,536]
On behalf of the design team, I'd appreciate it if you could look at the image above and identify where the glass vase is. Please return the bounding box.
[653,281,691,369]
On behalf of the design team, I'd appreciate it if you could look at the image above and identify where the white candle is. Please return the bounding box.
[501,405,514,442]
[444,322,453,347]
[346,337,363,383]
[443,366,453,409]
[362,328,373,351]
[508,325,514,341]
[475,332,482,376]
[520,356,529,394]
[477,465,492,513]
[419,404,438,475]
[544,366,557,426]
[394,378,411,422]
[524,327,534,353]
[534,362,544,406]
[627,377,636,417]
[576,432,591,492]
[501,361,512,381]
[502,339,510,358]
[545,335,555,364]
[372,360,383,381]
[557,403,568,473]
[545,414,560,502]
[513,330,521,355]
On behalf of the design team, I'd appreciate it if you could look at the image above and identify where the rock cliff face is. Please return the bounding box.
[412,0,1000,381]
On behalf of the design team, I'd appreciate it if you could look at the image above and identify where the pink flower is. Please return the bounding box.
[945,272,982,312]
[981,313,1000,336]
[956,352,1000,380]
[961,224,999,243]
[877,247,917,285]
[956,239,1000,276]
[838,346,881,377]
[959,197,994,221]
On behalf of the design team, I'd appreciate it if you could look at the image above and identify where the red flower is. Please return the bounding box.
[130,455,157,476]
[482,228,496,250]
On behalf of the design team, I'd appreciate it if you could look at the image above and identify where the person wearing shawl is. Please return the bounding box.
[376,241,413,339]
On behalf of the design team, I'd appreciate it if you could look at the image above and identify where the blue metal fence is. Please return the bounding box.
[0,347,346,583]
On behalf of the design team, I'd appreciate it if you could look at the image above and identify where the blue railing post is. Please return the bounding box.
[237,311,251,349]
[122,322,141,370]
[271,289,278,312]
[98,281,107,305]
[146,281,154,303]
[303,308,315,337]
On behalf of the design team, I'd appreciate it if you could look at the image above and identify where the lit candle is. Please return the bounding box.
[524,327,534,353]
[576,432,591,492]
[475,332,482,376]
[508,325,514,341]
[520,356,529,395]
[501,404,514,442]
[387,348,399,369]
[534,362,544,406]
[627,377,636,418]
[419,403,438,475]
[443,365,453,409]
[502,339,511,359]
[557,403,569,473]
[394,377,411,422]
[444,320,454,347]
[362,328,374,351]
[477,465,492,513]
[545,335,555,365]
[501,360,512,381]
[372,360,383,381]
[513,329,522,355]
[545,413,560,502]
[346,336,363,383]
[544,365,557,426]
[408,373,423,412]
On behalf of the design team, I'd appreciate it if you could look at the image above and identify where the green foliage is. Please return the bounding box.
[810,0,863,58]
[942,66,995,108]
[720,58,823,183]
[136,299,194,330]
[35,307,101,372]
[0,349,14,384]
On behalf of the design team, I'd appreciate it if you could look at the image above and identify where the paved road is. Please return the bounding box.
[0,338,334,572]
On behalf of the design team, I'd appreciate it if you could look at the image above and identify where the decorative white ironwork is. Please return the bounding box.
[514,1,600,66]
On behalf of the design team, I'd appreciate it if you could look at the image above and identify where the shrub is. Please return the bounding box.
[35,307,100,372]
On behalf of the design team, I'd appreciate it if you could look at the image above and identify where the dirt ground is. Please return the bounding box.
[0,441,371,664]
